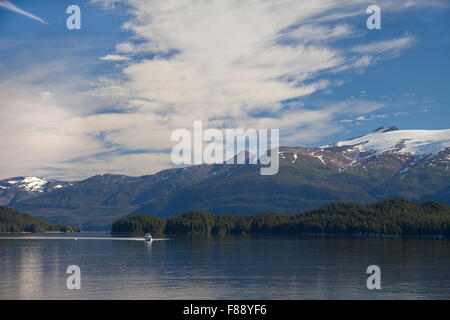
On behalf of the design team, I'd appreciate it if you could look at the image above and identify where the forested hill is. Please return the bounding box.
[0,206,79,233]
[112,199,450,236]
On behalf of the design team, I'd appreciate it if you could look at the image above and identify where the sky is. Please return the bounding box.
[0,0,449,180]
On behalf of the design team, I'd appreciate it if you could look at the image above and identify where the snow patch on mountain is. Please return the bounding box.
[20,177,49,192]
[4,177,49,193]
[330,129,450,157]
[0,176,72,194]
[314,155,326,164]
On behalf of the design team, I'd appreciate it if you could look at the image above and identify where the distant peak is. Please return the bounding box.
[372,126,399,133]
[382,126,399,133]
[373,126,384,132]
[3,176,49,193]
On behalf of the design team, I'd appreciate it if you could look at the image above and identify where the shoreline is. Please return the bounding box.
[110,231,449,239]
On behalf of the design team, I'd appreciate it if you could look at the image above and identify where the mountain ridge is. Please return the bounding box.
[1,128,449,230]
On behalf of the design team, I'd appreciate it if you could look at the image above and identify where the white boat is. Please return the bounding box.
[144,233,153,241]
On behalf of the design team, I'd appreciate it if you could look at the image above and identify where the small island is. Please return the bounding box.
[0,206,80,233]
[112,199,450,236]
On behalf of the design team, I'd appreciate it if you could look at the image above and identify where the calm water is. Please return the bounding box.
[0,232,449,299]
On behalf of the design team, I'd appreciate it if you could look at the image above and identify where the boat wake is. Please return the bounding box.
[0,236,169,241]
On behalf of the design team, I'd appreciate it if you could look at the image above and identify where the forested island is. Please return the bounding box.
[112,199,450,236]
[0,206,80,233]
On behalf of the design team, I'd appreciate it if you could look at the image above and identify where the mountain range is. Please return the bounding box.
[1,127,449,230]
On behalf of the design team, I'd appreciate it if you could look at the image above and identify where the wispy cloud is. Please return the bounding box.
[99,54,131,61]
[0,0,47,24]
[352,35,416,56]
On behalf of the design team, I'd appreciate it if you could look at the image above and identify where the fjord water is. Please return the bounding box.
[0,233,449,299]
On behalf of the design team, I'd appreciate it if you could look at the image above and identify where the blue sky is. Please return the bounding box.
[0,0,449,179]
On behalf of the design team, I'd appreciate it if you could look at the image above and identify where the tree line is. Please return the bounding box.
[111,198,450,236]
[0,206,80,233]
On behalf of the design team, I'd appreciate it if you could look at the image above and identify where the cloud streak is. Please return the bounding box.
[0,0,47,24]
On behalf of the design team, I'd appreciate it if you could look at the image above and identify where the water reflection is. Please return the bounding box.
[18,245,43,299]
[0,233,449,299]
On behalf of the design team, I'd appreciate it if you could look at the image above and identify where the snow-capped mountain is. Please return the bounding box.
[0,176,72,193]
[0,176,71,206]
[1,128,449,230]
[277,128,449,173]
[5,176,49,192]
[329,128,450,158]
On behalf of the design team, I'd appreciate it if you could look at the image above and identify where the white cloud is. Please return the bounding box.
[90,1,412,134]
[99,54,131,61]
